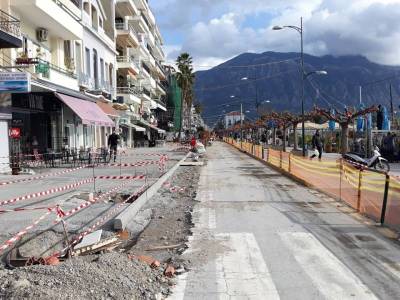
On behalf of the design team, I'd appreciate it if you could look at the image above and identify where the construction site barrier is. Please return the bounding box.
[223,137,399,230]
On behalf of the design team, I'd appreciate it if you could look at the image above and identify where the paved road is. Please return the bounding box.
[170,142,400,300]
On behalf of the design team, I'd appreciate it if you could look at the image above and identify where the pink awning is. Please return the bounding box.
[56,93,115,127]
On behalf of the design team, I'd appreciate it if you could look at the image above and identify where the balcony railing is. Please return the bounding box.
[115,21,140,41]
[117,86,141,97]
[117,56,140,68]
[78,72,93,88]
[28,58,77,79]
[0,9,21,38]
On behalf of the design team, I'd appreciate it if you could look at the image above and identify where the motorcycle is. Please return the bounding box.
[343,146,390,172]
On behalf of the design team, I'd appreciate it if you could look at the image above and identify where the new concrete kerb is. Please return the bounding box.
[113,152,190,230]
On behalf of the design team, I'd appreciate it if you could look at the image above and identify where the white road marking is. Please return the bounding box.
[280,232,378,300]
[208,208,216,229]
[168,273,187,300]
[216,233,280,299]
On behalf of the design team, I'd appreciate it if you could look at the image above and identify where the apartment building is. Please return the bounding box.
[0,5,22,173]
[0,0,168,163]
[115,0,167,147]
[0,0,117,157]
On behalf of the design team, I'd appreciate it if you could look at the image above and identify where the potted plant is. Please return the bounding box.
[15,51,32,65]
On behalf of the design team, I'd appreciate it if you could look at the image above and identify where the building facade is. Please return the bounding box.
[0,0,167,170]
[224,111,244,129]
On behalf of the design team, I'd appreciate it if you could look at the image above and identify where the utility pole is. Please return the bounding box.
[390,83,394,129]
[300,17,305,157]
[240,103,243,149]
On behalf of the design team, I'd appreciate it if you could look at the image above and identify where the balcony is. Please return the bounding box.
[0,9,22,48]
[116,21,140,48]
[31,58,79,91]
[11,0,83,40]
[117,56,140,75]
[155,61,166,80]
[116,0,139,17]
[131,14,150,34]
[78,72,94,90]
[155,81,166,96]
[117,86,141,105]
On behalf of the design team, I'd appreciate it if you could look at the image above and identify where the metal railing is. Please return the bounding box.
[115,21,140,41]
[0,9,21,38]
[78,72,94,88]
[117,56,140,69]
[30,58,77,79]
[116,86,141,96]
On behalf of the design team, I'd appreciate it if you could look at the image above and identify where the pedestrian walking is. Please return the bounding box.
[108,131,121,162]
[310,130,323,160]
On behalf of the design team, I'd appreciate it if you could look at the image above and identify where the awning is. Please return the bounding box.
[56,93,114,127]
[120,123,146,132]
[157,103,167,111]
[97,101,120,118]
[138,119,166,134]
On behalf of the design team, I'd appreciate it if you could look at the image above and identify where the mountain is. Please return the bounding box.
[194,52,400,125]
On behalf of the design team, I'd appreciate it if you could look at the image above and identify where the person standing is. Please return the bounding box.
[310,130,323,160]
[108,131,120,162]
[190,135,197,150]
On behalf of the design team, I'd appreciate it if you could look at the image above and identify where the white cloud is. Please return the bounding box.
[154,0,400,69]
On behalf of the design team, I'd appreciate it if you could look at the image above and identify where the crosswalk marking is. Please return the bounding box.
[216,233,281,299]
[280,232,378,300]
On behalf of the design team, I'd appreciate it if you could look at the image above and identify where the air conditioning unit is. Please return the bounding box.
[37,28,48,42]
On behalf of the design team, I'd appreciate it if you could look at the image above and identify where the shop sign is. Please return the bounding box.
[0,72,30,93]
[9,127,21,139]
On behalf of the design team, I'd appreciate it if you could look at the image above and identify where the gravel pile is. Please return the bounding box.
[128,163,201,266]
[0,252,173,300]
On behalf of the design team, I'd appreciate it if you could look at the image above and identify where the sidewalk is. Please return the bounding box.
[169,142,400,299]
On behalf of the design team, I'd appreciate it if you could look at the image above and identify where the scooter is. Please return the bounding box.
[343,146,390,172]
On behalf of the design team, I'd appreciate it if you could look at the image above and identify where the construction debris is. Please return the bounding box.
[145,243,185,252]
[164,265,176,277]
[73,236,122,256]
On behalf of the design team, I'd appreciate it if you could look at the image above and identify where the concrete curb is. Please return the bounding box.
[113,152,190,230]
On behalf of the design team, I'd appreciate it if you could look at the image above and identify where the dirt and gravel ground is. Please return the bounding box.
[0,154,203,300]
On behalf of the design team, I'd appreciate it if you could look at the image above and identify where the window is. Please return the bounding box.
[85,47,90,76]
[93,49,98,88]
[83,1,89,14]
[64,41,73,70]
[91,5,98,30]
[100,58,104,83]
[105,62,109,82]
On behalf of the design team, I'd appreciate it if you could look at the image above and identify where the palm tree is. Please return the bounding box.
[176,53,195,140]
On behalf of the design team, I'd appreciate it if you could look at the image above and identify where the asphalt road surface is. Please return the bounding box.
[169,142,400,300]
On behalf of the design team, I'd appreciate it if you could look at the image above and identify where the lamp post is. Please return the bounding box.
[230,95,244,148]
[273,18,327,156]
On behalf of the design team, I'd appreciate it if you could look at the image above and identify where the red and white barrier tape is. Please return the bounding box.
[62,175,146,218]
[0,208,56,254]
[98,160,161,168]
[95,175,144,180]
[0,178,94,207]
[55,184,148,256]
[0,166,86,187]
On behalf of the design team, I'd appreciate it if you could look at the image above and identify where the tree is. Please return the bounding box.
[176,53,195,140]
[314,106,377,154]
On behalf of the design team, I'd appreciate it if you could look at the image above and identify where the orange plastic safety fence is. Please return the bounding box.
[281,152,290,172]
[385,177,400,230]
[268,149,281,168]
[340,161,361,210]
[358,170,386,222]
[290,155,341,200]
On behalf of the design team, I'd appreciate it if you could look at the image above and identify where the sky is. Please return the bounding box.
[150,0,400,71]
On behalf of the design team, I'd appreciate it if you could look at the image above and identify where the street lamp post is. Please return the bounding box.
[273,18,327,156]
[231,95,244,148]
